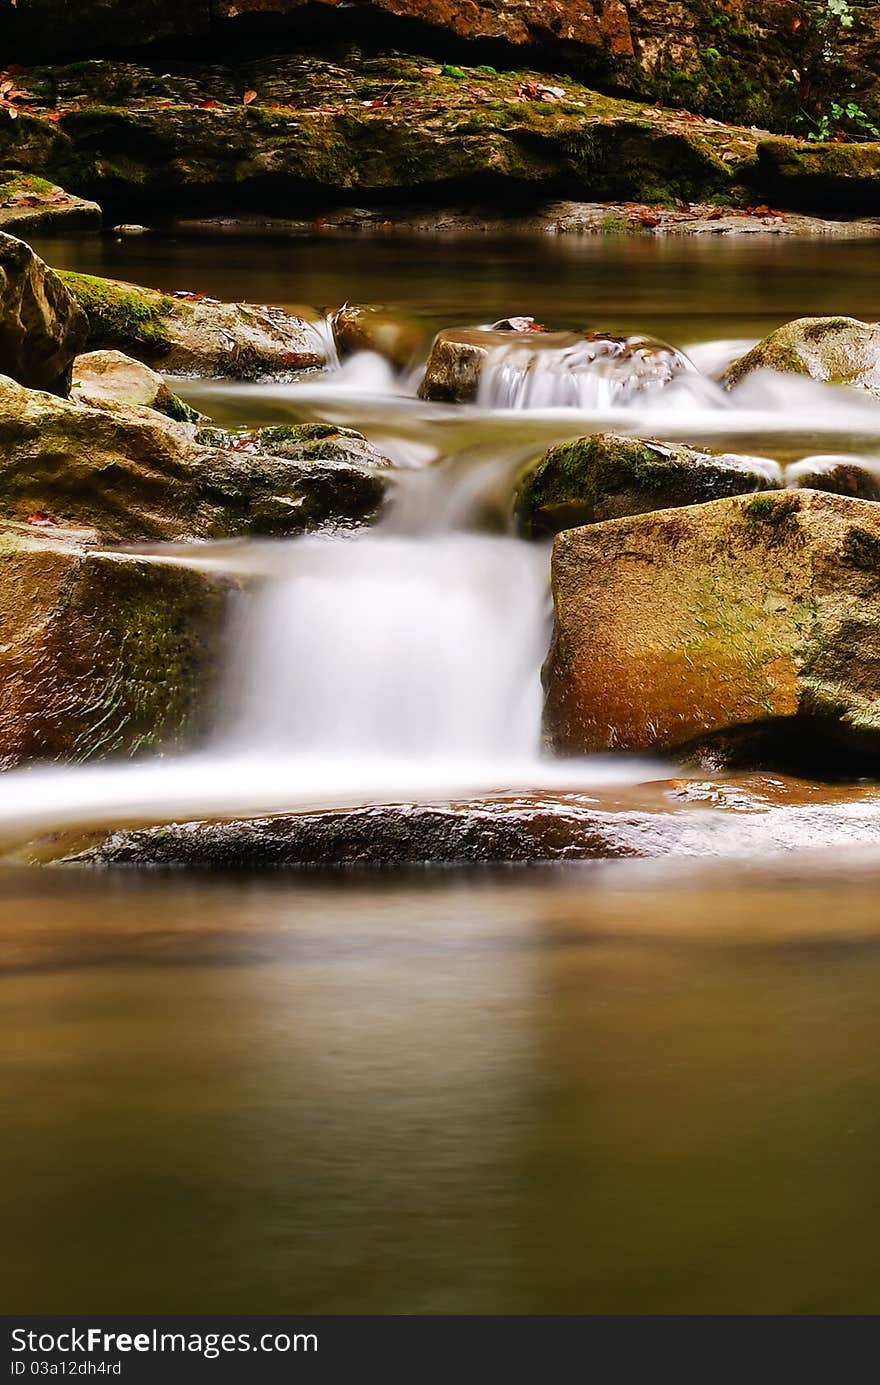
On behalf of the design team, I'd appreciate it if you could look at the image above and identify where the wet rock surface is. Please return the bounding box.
[724,317,880,397]
[0,233,87,395]
[515,433,780,538]
[65,776,880,866]
[758,139,880,213]
[0,376,390,542]
[58,271,326,379]
[544,490,880,768]
[331,304,423,370]
[71,349,198,422]
[0,521,225,767]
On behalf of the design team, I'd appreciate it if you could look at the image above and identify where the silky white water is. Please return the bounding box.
[4,328,880,849]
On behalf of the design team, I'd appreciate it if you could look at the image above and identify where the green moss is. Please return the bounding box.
[441,65,467,80]
[744,493,800,524]
[842,525,880,572]
[161,391,198,424]
[57,271,174,358]
[0,172,57,201]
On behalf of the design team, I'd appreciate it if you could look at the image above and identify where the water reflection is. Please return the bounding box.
[4,865,880,1313]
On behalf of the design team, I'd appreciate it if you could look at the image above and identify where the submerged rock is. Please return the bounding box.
[723,317,880,396]
[0,233,87,395]
[72,349,198,422]
[331,304,422,370]
[0,171,101,234]
[544,490,880,769]
[0,521,225,767]
[515,433,780,538]
[57,271,326,379]
[63,777,880,866]
[0,376,389,542]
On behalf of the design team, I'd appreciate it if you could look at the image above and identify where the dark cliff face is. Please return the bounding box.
[2,0,879,131]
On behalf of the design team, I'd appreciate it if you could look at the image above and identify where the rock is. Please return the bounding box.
[57,271,326,379]
[0,233,87,395]
[418,328,493,403]
[0,55,748,214]
[3,2,874,137]
[420,326,691,404]
[723,317,880,397]
[543,489,880,770]
[0,171,101,234]
[788,456,880,501]
[71,349,198,422]
[515,433,781,538]
[62,776,880,865]
[196,422,392,470]
[757,138,880,213]
[0,375,390,542]
[331,304,423,370]
[0,520,225,767]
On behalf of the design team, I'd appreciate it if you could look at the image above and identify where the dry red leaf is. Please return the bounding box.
[243,89,257,106]
[27,511,58,527]
[200,99,218,109]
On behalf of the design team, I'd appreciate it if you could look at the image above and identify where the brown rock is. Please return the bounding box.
[544,490,880,769]
[0,233,87,395]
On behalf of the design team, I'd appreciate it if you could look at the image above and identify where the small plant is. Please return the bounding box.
[793,1,880,141]
[806,99,880,141]
[441,65,467,81]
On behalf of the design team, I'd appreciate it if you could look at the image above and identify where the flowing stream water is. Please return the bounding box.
[8,233,880,1313]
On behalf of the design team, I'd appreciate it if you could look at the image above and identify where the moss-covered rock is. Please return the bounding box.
[515,433,781,537]
[723,316,880,396]
[0,54,755,212]
[757,139,880,213]
[197,422,392,470]
[544,489,880,769]
[0,520,226,767]
[0,375,390,542]
[71,349,198,422]
[0,233,87,396]
[57,271,326,378]
[0,171,101,234]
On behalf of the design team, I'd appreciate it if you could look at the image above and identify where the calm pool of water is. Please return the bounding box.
[4,859,880,1314]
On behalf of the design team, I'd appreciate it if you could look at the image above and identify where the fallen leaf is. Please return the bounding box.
[200,99,218,109]
[27,511,58,526]
[243,89,257,106]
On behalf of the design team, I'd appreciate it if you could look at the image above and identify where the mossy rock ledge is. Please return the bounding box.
[544,490,880,772]
[57,271,326,379]
[515,433,781,538]
[724,317,880,396]
[0,520,226,767]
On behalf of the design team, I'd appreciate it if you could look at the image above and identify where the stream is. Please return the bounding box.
[7,231,880,1313]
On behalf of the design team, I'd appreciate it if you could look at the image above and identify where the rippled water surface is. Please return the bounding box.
[9,233,880,1314]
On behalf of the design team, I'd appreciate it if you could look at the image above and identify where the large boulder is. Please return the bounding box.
[544,489,880,770]
[0,233,87,395]
[0,375,390,542]
[723,317,880,396]
[57,271,326,379]
[71,349,198,422]
[515,433,780,537]
[0,520,225,767]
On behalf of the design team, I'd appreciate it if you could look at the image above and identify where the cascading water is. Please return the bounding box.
[5,320,880,850]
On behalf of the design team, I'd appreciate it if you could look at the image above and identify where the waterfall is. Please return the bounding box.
[476,334,695,410]
[222,531,549,761]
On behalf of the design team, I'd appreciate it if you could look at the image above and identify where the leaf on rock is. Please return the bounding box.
[243,89,257,106]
